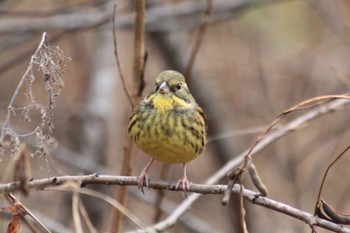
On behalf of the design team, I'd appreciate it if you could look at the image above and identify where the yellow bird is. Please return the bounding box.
[128,70,207,195]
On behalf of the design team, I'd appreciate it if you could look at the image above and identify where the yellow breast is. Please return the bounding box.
[128,94,206,164]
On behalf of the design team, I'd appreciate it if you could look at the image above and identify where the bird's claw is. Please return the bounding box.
[138,170,150,194]
[176,177,190,198]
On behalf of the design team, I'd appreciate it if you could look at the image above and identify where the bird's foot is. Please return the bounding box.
[176,176,190,198]
[138,169,150,194]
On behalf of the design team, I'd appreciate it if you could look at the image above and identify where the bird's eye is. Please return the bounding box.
[175,83,182,91]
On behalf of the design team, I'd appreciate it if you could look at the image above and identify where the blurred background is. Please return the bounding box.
[0,0,350,232]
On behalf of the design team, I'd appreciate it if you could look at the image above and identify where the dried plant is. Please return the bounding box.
[0,32,70,158]
[2,2,350,233]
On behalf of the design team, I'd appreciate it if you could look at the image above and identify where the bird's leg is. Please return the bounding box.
[176,163,190,197]
[138,158,154,193]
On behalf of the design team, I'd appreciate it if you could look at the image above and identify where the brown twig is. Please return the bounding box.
[110,1,146,232]
[244,95,350,160]
[132,0,146,99]
[0,0,108,17]
[110,138,135,232]
[3,175,345,232]
[145,97,350,232]
[0,175,349,233]
[331,66,350,90]
[1,90,350,233]
[72,189,83,233]
[139,50,148,95]
[153,164,170,223]
[314,143,350,214]
[50,145,218,232]
[0,12,111,76]
[0,174,239,196]
[185,0,213,80]
[0,0,259,34]
[318,199,350,224]
[129,184,349,233]
[238,183,248,233]
[112,4,134,108]
[223,95,350,203]
[6,194,51,233]
[78,202,98,233]
[47,183,147,230]
[247,161,268,196]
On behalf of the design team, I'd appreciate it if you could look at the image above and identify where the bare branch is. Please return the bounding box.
[331,66,350,90]
[0,0,271,34]
[0,0,109,17]
[1,175,348,233]
[315,143,350,211]
[224,95,350,202]
[132,0,146,99]
[185,0,213,80]
[6,194,51,233]
[110,1,145,232]
[44,96,350,232]
[128,184,350,233]
[50,145,218,232]
[135,97,350,232]
[49,186,147,230]
[112,4,133,108]
[72,190,83,233]
[78,202,98,233]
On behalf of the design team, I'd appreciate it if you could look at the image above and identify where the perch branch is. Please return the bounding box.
[133,97,350,232]
[0,175,349,233]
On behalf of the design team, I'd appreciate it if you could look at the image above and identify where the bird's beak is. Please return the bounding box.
[159,81,170,94]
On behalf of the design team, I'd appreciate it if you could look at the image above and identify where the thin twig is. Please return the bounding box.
[128,184,350,233]
[185,0,213,80]
[112,4,133,108]
[331,66,350,90]
[139,50,148,95]
[132,0,146,99]
[1,177,350,233]
[50,144,218,232]
[0,0,109,17]
[238,183,248,233]
[207,125,267,143]
[0,0,262,34]
[244,95,350,161]
[78,202,98,233]
[110,1,145,232]
[47,185,147,230]
[315,143,350,212]
[0,32,48,143]
[3,97,348,232]
[224,95,350,202]
[72,190,83,233]
[2,95,346,232]
[153,164,170,223]
[110,136,134,232]
[0,12,111,76]
[7,193,51,233]
[131,97,350,232]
